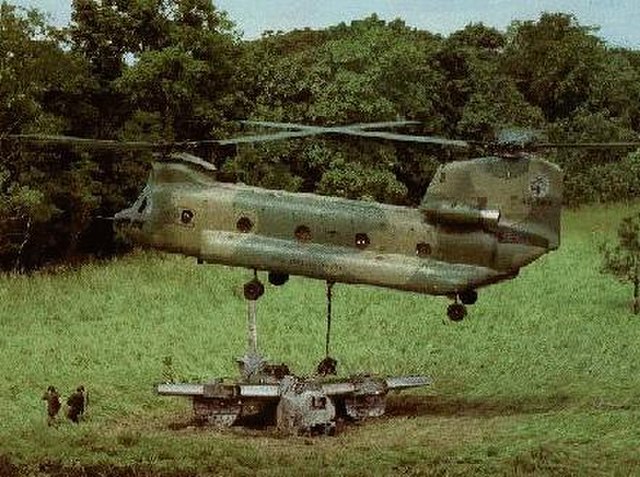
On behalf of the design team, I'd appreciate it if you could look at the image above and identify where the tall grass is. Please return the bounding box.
[1,202,640,475]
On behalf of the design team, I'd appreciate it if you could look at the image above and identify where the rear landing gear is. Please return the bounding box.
[268,272,289,286]
[447,302,467,321]
[446,289,477,320]
[459,289,478,305]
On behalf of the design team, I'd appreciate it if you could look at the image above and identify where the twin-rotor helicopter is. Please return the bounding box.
[9,121,640,323]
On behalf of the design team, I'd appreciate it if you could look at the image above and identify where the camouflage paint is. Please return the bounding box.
[114,154,562,296]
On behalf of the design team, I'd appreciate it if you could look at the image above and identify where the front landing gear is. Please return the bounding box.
[243,276,265,300]
[240,270,267,381]
[459,289,478,305]
[447,302,467,321]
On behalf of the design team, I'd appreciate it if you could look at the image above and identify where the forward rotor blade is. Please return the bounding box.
[240,120,323,131]
[6,131,328,150]
[240,120,420,131]
[8,135,219,169]
[239,121,468,147]
[6,134,163,150]
[7,121,470,151]
[214,130,325,145]
[339,120,421,130]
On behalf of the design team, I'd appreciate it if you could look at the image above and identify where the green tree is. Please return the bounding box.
[600,212,640,314]
[0,3,95,268]
[503,13,606,121]
[588,49,640,131]
[234,16,446,204]
[437,23,544,140]
[109,0,240,140]
[37,0,240,266]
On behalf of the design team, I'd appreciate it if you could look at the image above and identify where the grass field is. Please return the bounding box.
[1,201,640,476]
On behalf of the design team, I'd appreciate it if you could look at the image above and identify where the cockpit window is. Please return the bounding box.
[137,197,148,214]
[133,185,152,215]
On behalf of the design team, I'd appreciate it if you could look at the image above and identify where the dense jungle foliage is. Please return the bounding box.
[1,0,639,269]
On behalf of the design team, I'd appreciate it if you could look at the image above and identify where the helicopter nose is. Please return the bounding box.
[114,208,144,233]
[114,209,132,226]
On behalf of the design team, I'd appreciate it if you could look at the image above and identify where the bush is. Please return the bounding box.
[563,151,640,206]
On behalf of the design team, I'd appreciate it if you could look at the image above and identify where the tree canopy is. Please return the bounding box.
[0,3,639,269]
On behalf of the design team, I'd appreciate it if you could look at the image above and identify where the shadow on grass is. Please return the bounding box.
[162,393,573,439]
[386,392,572,419]
[0,455,17,477]
[165,410,278,434]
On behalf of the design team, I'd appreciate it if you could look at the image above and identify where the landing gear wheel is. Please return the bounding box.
[268,272,289,286]
[447,303,467,321]
[459,289,478,305]
[243,278,265,300]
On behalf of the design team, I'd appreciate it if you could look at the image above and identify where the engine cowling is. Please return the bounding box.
[421,202,500,227]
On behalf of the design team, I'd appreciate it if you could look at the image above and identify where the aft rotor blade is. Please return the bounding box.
[330,128,470,147]
[240,120,324,131]
[535,141,640,149]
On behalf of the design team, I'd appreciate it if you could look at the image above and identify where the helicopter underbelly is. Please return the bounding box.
[200,230,508,295]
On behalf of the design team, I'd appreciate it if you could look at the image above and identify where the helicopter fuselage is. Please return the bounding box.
[115,156,561,296]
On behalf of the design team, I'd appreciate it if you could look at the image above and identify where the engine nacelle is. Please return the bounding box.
[420,202,500,228]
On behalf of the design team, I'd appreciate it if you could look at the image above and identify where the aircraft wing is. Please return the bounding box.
[157,375,431,399]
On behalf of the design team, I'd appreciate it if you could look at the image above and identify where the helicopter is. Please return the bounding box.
[10,121,640,323]
[112,121,562,323]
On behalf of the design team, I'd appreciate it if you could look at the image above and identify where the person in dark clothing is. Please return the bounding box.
[42,386,61,426]
[66,386,86,423]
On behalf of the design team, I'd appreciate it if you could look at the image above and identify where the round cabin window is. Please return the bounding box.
[236,216,253,233]
[416,242,432,257]
[355,233,370,249]
[295,225,312,242]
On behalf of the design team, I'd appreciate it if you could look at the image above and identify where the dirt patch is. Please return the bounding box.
[0,455,18,477]
[386,392,572,419]
[31,460,199,477]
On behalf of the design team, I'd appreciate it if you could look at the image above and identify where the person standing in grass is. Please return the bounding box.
[66,386,86,423]
[42,386,61,427]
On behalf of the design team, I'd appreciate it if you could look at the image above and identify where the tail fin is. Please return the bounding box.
[420,156,563,249]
